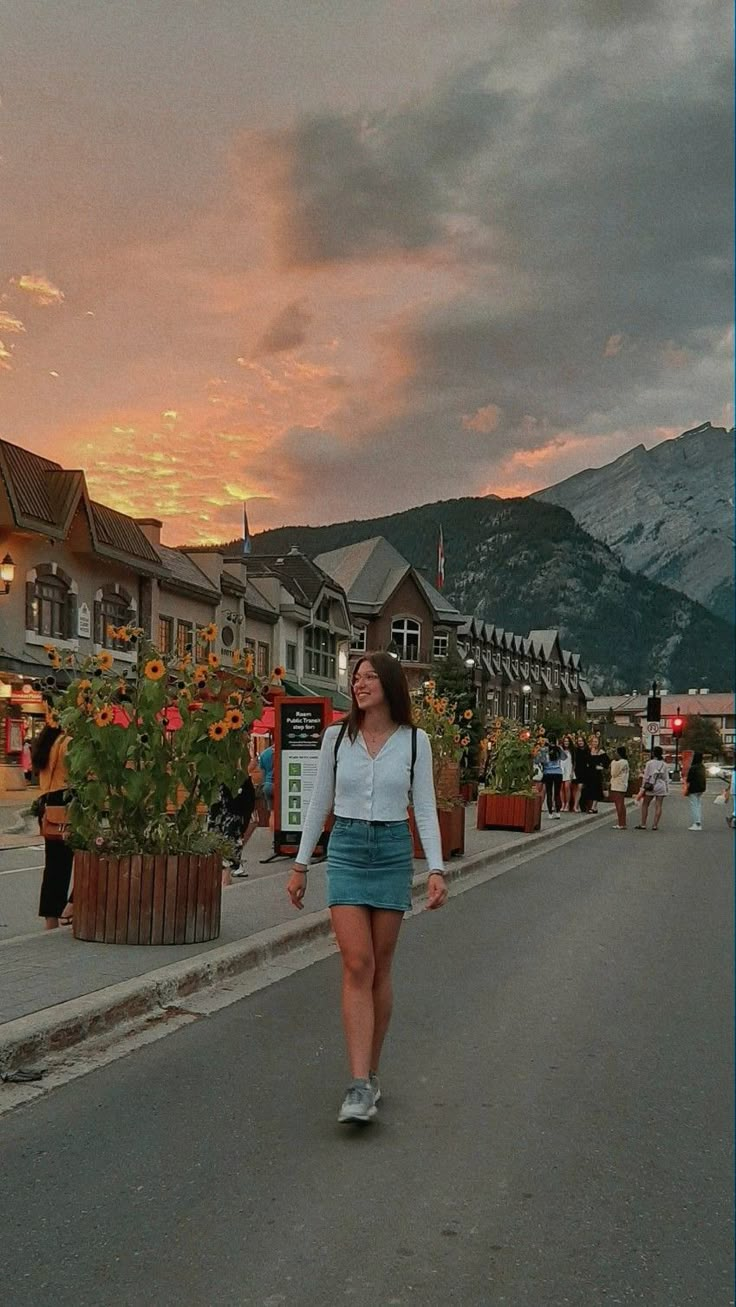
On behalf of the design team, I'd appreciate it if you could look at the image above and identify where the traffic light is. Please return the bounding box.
[646,694,661,722]
[672,715,684,739]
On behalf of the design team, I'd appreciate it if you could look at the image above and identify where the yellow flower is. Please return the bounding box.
[208,720,229,741]
[425,679,435,690]
[231,649,241,666]
[199,622,218,643]
[143,659,166,681]
[207,652,220,669]
[43,642,57,654]
[177,654,192,669]
[48,653,62,669]
[463,709,473,720]
[225,708,244,729]
[243,653,254,674]
[106,624,117,640]
[97,651,114,670]
[94,706,114,727]
[272,665,285,679]
[116,627,131,644]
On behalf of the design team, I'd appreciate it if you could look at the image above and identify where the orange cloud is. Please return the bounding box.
[0,310,25,334]
[12,274,65,306]
[462,402,501,433]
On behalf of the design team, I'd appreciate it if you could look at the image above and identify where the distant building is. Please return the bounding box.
[587,691,735,756]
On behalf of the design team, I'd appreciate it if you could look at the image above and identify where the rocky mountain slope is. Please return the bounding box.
[535,422,734,622]
[247,496,734,693]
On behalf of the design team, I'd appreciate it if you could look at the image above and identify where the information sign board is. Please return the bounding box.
[272,696,331,858]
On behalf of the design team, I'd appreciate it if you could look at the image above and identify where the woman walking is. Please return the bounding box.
[287,652,447,1125]
[636,746,669,830]
[609,746,630,830]
[33,724,73,929]
[684,751,706,830]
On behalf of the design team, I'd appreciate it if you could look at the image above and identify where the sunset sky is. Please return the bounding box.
[1,0,731,543]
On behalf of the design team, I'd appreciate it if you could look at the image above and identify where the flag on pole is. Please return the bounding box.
[436,525,445,590]
[242,502,252,556]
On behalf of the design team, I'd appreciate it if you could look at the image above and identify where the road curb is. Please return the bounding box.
[0,807,618,1072]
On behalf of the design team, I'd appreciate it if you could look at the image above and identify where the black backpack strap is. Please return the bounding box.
[410,726,417,791]
[333,719,349,784]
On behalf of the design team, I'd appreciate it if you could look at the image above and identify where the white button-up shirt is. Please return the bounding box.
[295,723,444,871]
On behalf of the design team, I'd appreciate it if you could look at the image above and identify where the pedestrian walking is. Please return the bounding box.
[683,751,706,831]
[560,734,574,810]
[32,724,74,929]
[635,746,669,830]
[287,651,447,1125]
[541,736,564,818]
[575,735,593,811]
[609,746,630,829]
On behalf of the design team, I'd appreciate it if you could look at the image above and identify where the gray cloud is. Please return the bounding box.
[254,299,313,355]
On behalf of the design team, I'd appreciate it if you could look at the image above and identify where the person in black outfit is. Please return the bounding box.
[574,735,592,812]
[33,724,74,928]
[208,776,256,876]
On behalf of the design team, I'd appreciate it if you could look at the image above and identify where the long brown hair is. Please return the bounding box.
[346,652,413,741]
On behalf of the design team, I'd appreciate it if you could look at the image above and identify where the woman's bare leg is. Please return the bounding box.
[652,797,664,829]
[369,909,404,1074]
[331,906,376,1080]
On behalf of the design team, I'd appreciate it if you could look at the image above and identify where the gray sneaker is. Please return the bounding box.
[337,1079,377,1124]
[369,1072,381,1105]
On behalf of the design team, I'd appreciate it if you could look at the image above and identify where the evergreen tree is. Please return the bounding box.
[429,643,482,772]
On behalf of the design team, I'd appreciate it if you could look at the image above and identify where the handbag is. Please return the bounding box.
[40,743,69,841]
[41,804,70,841]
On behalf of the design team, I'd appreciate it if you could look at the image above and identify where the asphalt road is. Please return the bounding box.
[2,801,733,1306]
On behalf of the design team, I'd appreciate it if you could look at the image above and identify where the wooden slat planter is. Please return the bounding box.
[72,852,222,945]
[476,792,543,833]
[409,804,466,860]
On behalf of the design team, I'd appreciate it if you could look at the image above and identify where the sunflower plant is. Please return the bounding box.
[42,626,265,856]
[480,717,536,796]
[411,682,471,805]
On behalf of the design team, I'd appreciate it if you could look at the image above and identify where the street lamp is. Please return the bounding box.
[0,554,15,595]
[521,682,532,725]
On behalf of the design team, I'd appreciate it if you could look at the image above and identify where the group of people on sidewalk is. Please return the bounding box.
[536,733,610,817]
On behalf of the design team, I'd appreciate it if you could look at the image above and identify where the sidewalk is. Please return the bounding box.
[0,804,618,1071]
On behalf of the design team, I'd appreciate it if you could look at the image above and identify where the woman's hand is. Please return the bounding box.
[426,872,448,910]
[287,867,307,909]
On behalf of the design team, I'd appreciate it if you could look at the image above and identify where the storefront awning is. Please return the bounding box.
[302,681,351,712]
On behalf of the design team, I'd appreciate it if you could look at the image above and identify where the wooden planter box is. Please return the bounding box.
[72,851,223,945]
[476,792,543,833]
[459,781,478,803]
[409,804,466,860]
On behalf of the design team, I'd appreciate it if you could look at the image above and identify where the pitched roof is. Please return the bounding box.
[588,692,733,717]
[528,629,562,659]
[155,544,220,598]
[0,438,165,572]
[315,537,408,610]
[245,579,279,619]
[248,549,346,610]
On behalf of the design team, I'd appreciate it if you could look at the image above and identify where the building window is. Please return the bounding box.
[31,575,70,639]
[257,641,270,677]
[176,620,193,660]
[95,587,134,649]
[533,663,540,681]
[433,632,449,659]
[305,623,337,679]
[158,616,174,654]
[286,641,297,672]
[391,617,420,662]
[522,660,529,677]
[553,666,559,685]
[195,628,209,662]
[350,626,367,653]
[570,671,577,688]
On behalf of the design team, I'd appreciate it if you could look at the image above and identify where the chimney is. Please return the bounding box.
[136,518,163,546]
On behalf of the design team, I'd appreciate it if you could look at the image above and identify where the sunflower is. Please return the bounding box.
[243,653,254,674]
[143,659,166,681]
[463,708,473,720]
[177,654,192,669]
[43,643,57,655]
[231,649,241,666]
[48,653,62,669]
[199,622,218,643]
[94,706,115,728]
[225,708,244,729]
[425,679,435,690]
[106,623,117,640]
[271,665,285,680]
[97,651,114,670]
[208,720,229,741]
[207,652,220,669]
[116,627,131,644]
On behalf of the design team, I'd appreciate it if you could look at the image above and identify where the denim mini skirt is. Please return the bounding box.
[327,816,414,912]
